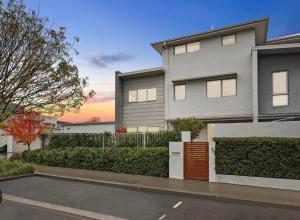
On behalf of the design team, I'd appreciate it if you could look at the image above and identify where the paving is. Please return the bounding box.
[34,165,300,207]
[0,176,300,220]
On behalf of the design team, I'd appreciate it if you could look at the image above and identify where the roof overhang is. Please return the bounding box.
[267,33,300,45]
[172,73,237,84]
[152,18,269,54]
[253,43,300,54]
[116,67,165,79]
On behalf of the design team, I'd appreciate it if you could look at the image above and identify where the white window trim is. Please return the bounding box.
[174,45,186,55]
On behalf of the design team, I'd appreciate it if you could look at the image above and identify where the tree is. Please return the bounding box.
[87,117,101,123]
[2,111,47,150]
[170,117,204,139]
[0,0,94,123]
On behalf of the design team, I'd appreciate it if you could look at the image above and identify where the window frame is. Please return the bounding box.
[147,88,157,101]
[206,78,237,98]
[137,89,147,102]
[174,84,186,101]
[128,90,137,103]
[187,42,200,53]
[174,45,187,55]
[222,34,236,46]
[272,71,289,107]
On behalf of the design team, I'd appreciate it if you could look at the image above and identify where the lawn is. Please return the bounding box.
[0,160,34,178]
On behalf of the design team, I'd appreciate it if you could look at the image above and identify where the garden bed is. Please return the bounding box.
[0,160,34,178]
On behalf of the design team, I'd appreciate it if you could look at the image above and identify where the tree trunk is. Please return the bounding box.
[27,144,31,151]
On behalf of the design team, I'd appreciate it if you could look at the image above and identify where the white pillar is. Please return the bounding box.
[7,135,13,153]
[209,142,217,182]
[169,142,184,179]
[252,49,259,123]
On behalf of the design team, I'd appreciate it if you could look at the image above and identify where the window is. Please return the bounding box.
[147,88,157,101]
[174,45,186,54]
[128,90,137,102]
[138,126,147,132]
[222,79,236,96]
[222,34,236,46]
[207,80,221,98]
[147,127,160,132]
[174,84,186,101]
[207,78,237,98]
[187,42,200,52]
[138,89,147,102]
[127,127,137,132]
[272,71,288,106]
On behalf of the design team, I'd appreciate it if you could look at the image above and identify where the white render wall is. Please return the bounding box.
[61,123,115,133]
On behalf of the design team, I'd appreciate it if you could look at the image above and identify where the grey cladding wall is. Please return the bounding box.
[163,30,255,120]
[258,53,300,116]
[122,74,165,129]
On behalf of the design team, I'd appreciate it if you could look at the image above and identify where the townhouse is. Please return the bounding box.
[115,18,300,139]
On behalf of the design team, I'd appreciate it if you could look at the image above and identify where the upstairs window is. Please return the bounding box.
[207,80,221,98]
[207,78,237,98]
[128,90,137,102]
[174,45,186,54]
[128,88,157,103]
[187,42,200,52]
[137,89,147,102]
[222,34,236,46]
[174,42,200,54]
[174,84,186,101]
[272,71,288,106]
[222,79,237,96]
[147,88,157,101]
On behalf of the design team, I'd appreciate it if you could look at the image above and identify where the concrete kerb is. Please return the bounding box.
[34,172,300,210]
[0,173,36,182]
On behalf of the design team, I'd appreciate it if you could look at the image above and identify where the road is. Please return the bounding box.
[0,176,299,220]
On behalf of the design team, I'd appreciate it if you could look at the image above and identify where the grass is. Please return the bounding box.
[0,160,34,178]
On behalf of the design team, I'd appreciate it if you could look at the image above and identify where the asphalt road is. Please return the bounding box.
[0,200,85,220]
[0,176,299,220]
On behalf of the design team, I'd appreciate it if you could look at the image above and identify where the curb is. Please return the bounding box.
[0,173,35,182]
[34,172,300,209]
[3,193,128,220]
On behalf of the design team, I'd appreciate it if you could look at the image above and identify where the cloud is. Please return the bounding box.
[86,92,115,104]
[88,53,135,68]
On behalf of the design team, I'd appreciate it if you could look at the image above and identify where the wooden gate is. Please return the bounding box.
[184,142,209,180]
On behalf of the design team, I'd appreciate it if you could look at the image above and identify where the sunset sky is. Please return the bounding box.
[25,0,300,123]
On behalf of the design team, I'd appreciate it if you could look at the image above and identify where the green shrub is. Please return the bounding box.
[19,147,169,177]
[9,153,22,161]
[214,137,300,180]
[0,160,34,177]
[170,117,204,138]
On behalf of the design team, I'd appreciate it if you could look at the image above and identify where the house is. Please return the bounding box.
[57,121,115,133]
[115,18,300,139]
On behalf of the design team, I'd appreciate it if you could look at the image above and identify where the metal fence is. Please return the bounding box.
[46,132,181,148]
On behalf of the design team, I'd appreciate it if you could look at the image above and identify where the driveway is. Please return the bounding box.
[0,176,299,220]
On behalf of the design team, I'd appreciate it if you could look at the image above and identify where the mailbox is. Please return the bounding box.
[169,142,184,179]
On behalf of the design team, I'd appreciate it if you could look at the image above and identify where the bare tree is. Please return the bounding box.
[0,0,94,123]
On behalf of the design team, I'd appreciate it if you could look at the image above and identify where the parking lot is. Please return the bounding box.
[0,176,299,220]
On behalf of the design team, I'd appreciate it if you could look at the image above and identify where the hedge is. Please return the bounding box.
[214,137,300,180]
[0,160,34,178]
[18,147,169,177]
[48,131,180,149]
